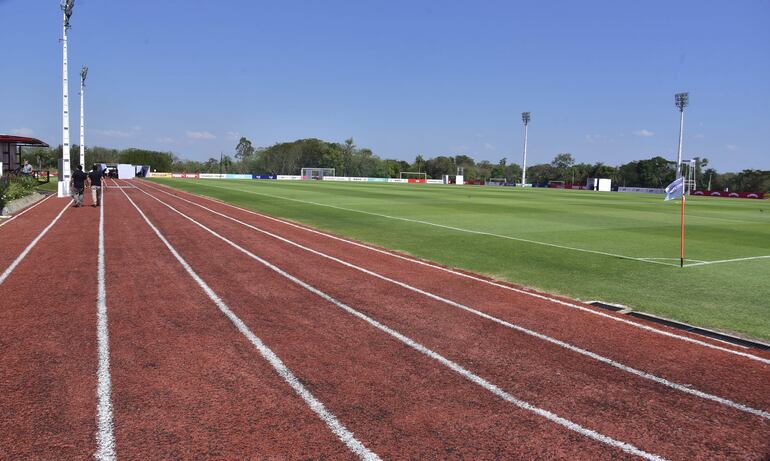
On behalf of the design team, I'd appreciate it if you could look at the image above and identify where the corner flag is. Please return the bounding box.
[664,176,687,267]
[665,177,685,201]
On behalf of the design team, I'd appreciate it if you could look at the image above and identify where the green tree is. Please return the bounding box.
[551,153,575,180]
[412,155,425,173]
[118,148,173,172]
[235,137,255,162]
[424,156,456,179]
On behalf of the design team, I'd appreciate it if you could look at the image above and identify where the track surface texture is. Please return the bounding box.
[1,178,768,460]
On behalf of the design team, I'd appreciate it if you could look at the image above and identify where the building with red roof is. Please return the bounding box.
[0,135,49,176]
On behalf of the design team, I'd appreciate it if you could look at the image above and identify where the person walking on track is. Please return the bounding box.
[70,164,88,208]
[87,164,104,207]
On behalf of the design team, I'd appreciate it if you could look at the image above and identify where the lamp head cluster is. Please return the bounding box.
[522,112,531,125]
[675,92,689,111]
[62,0,75,28]
[81,66,88,84]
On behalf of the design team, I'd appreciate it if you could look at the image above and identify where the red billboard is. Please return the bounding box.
[691,190,765,199]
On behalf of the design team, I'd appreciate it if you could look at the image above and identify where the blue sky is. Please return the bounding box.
[2,0,769,171]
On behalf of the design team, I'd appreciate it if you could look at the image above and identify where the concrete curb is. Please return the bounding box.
[0,191,49,217]
[587,301,770,351]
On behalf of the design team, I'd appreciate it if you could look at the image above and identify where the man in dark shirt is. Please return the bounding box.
[87,164,104,207]
[70,164,88,207]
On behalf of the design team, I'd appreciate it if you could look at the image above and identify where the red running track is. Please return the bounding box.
[0,179,768,460]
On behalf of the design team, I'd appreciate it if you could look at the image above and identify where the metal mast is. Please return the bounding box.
[674,92,688,179]
[58,0,75,197]
[80,65,88,170]
[520,112,530,186]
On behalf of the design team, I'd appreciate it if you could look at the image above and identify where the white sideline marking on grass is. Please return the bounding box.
[96,183,116,461]
[137,183,770,421]
[143,182,770,366]
[117,185,380,461]
[0,193,54,229]
[195,183,680,267]
[202,183,770,269]
[640,257,709,264]
[134,186,671,461]
[0,200,70,286]
[685,255,770,267]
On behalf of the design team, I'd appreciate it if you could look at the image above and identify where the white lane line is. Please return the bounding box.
[0,193,55,229]
[96,183,116,461]
[685,255,770,267]
[116,184,380,461]
[133,185,669,461]
[0,200,70,286]
[187,182,679,267]
[136,183,770,421]
[143,182,770,366]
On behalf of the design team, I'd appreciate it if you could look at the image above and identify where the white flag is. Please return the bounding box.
[664,176,685,201]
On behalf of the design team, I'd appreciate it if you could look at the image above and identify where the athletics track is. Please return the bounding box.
[0,178,768,460]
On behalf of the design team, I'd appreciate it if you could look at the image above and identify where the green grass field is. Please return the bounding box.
[37,177,58,193]
[149,178,770,341]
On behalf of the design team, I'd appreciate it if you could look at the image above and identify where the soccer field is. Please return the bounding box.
[150,178,770,341]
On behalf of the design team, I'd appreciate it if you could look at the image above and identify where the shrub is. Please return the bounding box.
[0,177,39,210]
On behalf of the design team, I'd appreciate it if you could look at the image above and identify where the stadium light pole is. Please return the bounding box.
[58,0,75,198]
[79,65,88,171]
[674,92,688,179]
[520,112,530,186]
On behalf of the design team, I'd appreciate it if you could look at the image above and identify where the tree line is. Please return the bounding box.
[23,145,174,174]
[22,138,769,192]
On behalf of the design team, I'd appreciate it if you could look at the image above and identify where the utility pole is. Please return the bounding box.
[520,112,530,186]
[80,65,88,170]
[58,0,75,198]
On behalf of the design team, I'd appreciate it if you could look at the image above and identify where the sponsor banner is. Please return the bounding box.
[322,176,350,181]
[367,177,388,182]
[407,178,427,184]
[171,173,199,179]
[426,179,444,184]
[618,187,665,194]
[252,174,277,180]
[691,190,764,199]
[199,173,224,179]
[277,175,302,181]
[223,174,252,180]
[351,177,368,182]
[148,172,172,178]
[388,178,408,183]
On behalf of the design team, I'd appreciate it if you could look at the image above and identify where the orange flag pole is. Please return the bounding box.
[680,194,686,268]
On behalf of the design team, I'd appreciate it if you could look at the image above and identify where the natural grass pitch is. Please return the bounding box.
[149,178,770,341]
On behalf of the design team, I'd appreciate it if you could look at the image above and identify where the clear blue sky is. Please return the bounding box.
[2,0,769,171]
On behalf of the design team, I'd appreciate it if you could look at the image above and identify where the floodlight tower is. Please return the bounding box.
[674,92,689,179]
[79,65,88,170]
[58,0,75,198]
[520,112,531,186]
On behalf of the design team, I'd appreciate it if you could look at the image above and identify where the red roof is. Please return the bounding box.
[0,135,49,147]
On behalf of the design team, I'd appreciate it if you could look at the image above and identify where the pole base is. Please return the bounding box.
[57,181,69,198]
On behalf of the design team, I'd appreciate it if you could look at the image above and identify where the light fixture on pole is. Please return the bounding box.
[674,92,688,179]
[520,112,530,187]
[58,0,75,198]
[79,65,88,171]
